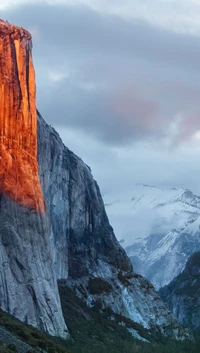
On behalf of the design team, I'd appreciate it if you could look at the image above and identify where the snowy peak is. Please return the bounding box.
[106,184,200,213]
[104,185,200,246]
[104,185,200,289]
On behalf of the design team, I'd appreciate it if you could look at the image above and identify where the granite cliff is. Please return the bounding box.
[0,19,68,338]
[0,19,45,212]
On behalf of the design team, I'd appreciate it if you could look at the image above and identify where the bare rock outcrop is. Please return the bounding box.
[0,19,68,339]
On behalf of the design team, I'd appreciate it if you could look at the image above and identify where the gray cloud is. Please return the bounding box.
[3,1,200,244]
[2,3,200,146]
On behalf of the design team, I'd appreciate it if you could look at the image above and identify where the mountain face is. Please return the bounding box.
[104,184,200,289]
[0,19,45,213]
[0,19,68,339]
[0,19,191,342]
[38,113,131,280]
[38,116,191,341]
[160,251,200,330]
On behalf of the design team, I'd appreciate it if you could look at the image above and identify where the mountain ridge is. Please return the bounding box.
[104,184,200,288]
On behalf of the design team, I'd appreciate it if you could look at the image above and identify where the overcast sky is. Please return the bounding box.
[2,0,200,203]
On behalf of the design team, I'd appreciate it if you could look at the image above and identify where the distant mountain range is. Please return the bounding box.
[104,184,200,289]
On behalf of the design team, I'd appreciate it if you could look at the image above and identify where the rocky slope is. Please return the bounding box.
[0,305,197,353]
[104,185,200,289]
[160,251,200,330]
[37,115,191,341]
[0,19,68,338]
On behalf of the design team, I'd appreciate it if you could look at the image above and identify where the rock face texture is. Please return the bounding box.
[37,115,191,341]
[160,251,200,330]
[0,20,68,338]
[0,19,45,213]
[38,113,131,280]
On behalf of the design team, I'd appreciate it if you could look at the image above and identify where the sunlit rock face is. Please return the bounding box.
[0,19,45,213]
[0,20,68,338]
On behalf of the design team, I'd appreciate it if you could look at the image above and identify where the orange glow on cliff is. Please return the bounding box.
[0,19,45,213]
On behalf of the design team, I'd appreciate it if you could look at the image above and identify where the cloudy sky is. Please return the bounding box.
[2,1,200,211]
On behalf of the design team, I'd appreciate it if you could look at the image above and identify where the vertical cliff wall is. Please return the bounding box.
[38,114,131,280]
[0,19,68,338]
[0,19,45,212]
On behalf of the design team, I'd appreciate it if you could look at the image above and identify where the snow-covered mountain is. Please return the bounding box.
[104,184,200,289]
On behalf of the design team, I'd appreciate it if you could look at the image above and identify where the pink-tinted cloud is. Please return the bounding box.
[176,113,200,142]
[163,82,200,104]
[109,83,200,147]
[112,86,161,139]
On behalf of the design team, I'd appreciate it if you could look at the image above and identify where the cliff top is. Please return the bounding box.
[0,19,31,40]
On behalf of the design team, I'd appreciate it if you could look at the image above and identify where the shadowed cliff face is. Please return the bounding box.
[160,251,200,330]
[0,19,45,213]
[38,115,192,341]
